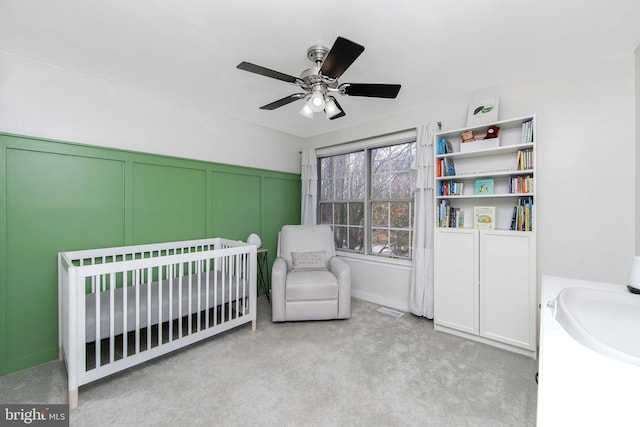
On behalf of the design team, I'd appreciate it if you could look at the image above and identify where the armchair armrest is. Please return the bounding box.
[271,257,288,322]
[329,257,351,319]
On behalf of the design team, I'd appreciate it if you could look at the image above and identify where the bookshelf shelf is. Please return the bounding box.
[437,192,534,200]
[436,142,534,161]
[433,114,537,358]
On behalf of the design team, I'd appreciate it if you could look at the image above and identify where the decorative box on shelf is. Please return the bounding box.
[460,137,500,153]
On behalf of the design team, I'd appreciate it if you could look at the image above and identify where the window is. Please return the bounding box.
[318,140,416,259]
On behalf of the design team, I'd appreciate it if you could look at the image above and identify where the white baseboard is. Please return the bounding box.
[351,289,410,313]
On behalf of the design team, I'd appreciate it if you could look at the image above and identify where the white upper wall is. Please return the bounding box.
[307,55,636,287]
[636,46,640,255]
[0,51,304,173]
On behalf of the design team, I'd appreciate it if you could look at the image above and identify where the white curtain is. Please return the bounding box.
[301,148,318,225]
[409,123,437,319]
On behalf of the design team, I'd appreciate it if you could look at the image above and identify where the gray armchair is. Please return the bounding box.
[271,225,351,322]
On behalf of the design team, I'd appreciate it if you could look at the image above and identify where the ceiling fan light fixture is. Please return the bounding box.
[308,90,326,112]
[324,96,342,119]
[299,102,314,119]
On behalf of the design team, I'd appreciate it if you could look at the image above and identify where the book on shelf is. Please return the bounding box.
[516,148,534,170]
[437,200,464,228]
[473,206,496,229]
[438,180,464,196]
[508,175,534,194]
[521,120,534,144]
[474,178,494,195]
[437,157,456,177]
[509,197,533,231]
[436,138,454,155]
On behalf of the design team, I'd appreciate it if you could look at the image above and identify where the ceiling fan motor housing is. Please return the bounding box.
[306,45,329,64]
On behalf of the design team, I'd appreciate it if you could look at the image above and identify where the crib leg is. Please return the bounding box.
[58,347,64,361]
[251,319,256,332]
[69,388,78,410]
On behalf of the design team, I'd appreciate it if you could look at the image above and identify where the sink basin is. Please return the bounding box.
[552,287,640,367]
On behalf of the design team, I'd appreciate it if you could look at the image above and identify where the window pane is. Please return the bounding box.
[371,202,388,227]
[318,141,414,259]
[390,230,411,257]
[390,202,410,228]
[390,173,410,198]
[334,155,346,177]
[349,227,364,251]
[320,203,332,224]
[349,202,364,226]
[334,177,345,200]
[320,157,333,180]
[371,173,388,200]
[351,174,365,199]
[371,147,389,173]
[371,228,389,255]
[320,178,333,201]
[390,143,412,171]
[334,203,347,225]
[334,226,348,250]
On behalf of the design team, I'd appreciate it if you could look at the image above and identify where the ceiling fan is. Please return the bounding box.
[237,36,401,120]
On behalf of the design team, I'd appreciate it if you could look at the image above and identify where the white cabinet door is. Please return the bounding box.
[480,230,535,350]
[434,229,479,334]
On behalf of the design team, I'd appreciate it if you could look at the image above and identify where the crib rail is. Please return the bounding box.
[58,238,256,409]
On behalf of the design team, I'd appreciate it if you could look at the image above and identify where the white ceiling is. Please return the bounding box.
[1,0,639,138]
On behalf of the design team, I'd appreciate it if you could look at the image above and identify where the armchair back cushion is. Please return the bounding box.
[278,225,335,271]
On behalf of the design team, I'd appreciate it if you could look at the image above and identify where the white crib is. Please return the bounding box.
[58,238,256,409]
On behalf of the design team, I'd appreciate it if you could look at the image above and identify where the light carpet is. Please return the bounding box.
[0,297,538,426]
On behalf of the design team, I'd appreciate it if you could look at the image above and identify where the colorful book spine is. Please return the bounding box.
[516,148,534,170]
[521,120,534,144]
[508,176,534,193]
[510,197,533,231]
[438,180,464,196]
[437,200,464,228]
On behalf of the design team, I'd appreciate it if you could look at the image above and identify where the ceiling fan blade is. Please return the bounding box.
[319,37,365,79]
[341,83,401,98]
[259,93,306,110]
[237,61,299,84]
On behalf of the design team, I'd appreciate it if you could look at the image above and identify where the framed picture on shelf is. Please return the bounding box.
[474,206,496,229]
[467,96,499,126]
[474,178,494,194]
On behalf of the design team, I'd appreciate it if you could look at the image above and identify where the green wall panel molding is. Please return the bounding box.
[211,172,262,242]
[132,163,207,244]
[0,132,300,376]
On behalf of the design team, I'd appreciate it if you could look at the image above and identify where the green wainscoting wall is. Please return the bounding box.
[0,132,301,376]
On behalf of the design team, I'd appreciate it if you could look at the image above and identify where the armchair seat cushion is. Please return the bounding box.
[285,270,339,302]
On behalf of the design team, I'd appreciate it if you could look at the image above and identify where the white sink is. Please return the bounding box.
[552,286,640,367]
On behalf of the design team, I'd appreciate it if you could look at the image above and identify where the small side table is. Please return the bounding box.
[257,248,271,302]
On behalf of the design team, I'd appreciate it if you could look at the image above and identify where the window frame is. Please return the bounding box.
[316,131,417,261]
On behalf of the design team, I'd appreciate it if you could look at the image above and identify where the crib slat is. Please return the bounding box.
[147,266,152,351]
[135,269,140,355]
[228,257,232,321]
[178,263,183,338]
[109,272,115,363]
[213,257,218,327]
[196,260,201,332]
[168,264,173,343]
[123,269,128,358]
[205,258,210,328]
[187,261,192,335]
[158,264,163,346]
[95,274,101,368]
[234,254,239,319]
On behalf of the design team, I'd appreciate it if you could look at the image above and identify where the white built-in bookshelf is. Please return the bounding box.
[433,115,537,358]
